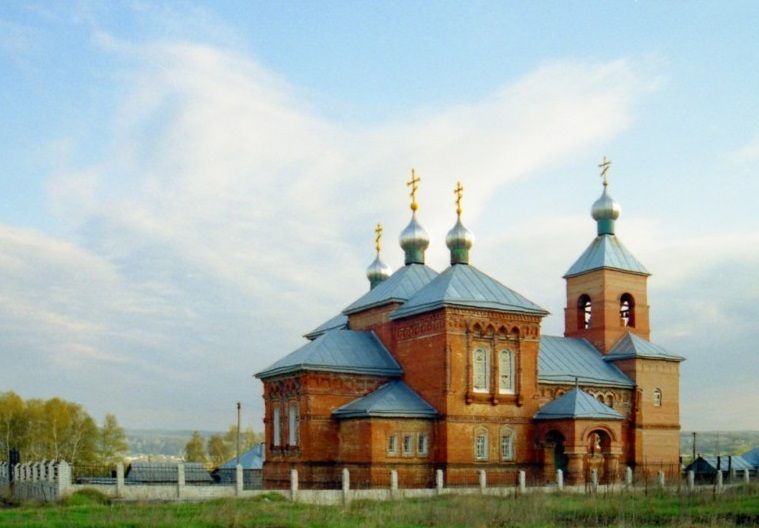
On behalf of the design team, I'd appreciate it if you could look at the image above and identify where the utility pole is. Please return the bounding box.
[692,432,697,462]
[236,402,241,466]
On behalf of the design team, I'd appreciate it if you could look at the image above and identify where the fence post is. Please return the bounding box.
[176,463,185,499]
[290,469,298,502]
[518,470,526,495]
[116,463,125,498]
[390,469,398,498]
[342,468,350,505]
[590,469,598,494]
[556,469,563,491]
[624,466,633,487]
[744,469,750,484]
[56,461,71,500]
[235,464,243,496]
[687,470,695,492]
[657,470,665,489]
[715,470,723,494]
[435,469,444,495]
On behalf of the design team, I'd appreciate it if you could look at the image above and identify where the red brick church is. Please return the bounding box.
[256,163,683,488]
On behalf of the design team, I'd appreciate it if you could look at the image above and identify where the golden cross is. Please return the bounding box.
[454,181,464,217]
[598,156,612,187]
[374,223,382,254]
[407,168,420,212]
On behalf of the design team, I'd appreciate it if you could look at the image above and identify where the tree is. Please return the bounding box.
[184,431,206,463]
[223,425,262,455]
[0,392,24,459]
[97,414,128,465]
[207,434,231,467]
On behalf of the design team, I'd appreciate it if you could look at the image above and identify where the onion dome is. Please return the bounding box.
[399,214,430,265]
[367,223,392,289]
[446,181,473,265]
[591,186,621,236]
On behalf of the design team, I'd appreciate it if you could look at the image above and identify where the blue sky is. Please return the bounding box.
[1,1,758,432]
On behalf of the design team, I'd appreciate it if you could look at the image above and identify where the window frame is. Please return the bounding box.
[417,433,428,456]
[387,434,398,456]
[474,429,489,461]
[287,402,298,446]
[578,294,592,330]
[500,429,514,461]
[473,348,490,393]
[498,349,515,394]
[402,433,414,457]
[272,406,281,447]
[653,388,663,407]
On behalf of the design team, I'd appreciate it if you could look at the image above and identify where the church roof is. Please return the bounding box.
[538,336,633,387]
[390,264,548,320]
[303,313,348,340]
[255,329,403,380]
[604,332,685,362]
[564,234,649,278]
[534,387,624,421]
[343,263,438,315]
[332,380,438,419]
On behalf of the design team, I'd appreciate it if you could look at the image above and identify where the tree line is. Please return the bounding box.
[184,426,262,467]
[0,391,127,466]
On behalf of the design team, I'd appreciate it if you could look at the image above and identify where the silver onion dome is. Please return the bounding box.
[399,214,430,265]
[591,187,621,235]
[366,254,392,289]
[446,217,474,265]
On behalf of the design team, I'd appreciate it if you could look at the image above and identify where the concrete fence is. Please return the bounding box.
[2,462,755,504]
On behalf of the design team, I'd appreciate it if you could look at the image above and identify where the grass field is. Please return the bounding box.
[1,485,758,527]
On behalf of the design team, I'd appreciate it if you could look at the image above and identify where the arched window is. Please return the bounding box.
[577,294,592,330]
[605,394,614,407]
[653,388,662,407]
[272,406,281,446]
[473,349,489,392]
[500,427,514,461]
[620,293,636,327]
[498,349,514,393]
[474,428,489,461]
[288,402,298,446]
[596,394,604,403]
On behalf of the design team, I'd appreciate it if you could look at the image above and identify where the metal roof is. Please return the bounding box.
[332,380,438,419]
[687,455,754,473]
[564,234,650,278]
[390,264,548,320]
[741,448,759,468]
[539,336,633,387]
[304,313,348,340]
[343,263,438,315]
[534,387,624,421]
[126,462,212,483]
[604,332,685,362]
[255,329,403,380]
[220,443,264,470]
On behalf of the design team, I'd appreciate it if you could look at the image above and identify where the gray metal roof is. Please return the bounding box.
[564,234,649,278]
[255,329,403,380]
[304,313,348,340]
[693,455,754,472]
[220,443,264,469]
[126,462,212,483]
[343,263,438,315]
[740,448,759,468]
[539,336,633,388]
[604,332,685,362]
[390,264,548,320]
[534,387,624,421]
[332,380,438,419]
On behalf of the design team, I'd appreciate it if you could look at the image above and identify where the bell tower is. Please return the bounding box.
[563,159,650,353]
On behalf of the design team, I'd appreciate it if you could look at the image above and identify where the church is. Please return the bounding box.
[255,161,684,489]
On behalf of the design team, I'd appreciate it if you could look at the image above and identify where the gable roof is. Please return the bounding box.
[539,335,633,387]
[220,443,264,470]
[604,332,685,362]
[255,329,403,380]
[343,264,438,315]
[332,380,438,419]
[390,264,548,320]
[534,387,624,421]
[687,455,754,473]
[564,235,649,278]
[304,313,348,340]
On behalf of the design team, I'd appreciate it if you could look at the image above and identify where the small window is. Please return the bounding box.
[272,407,281,447]
[500,429,514,461]
[402,434,414,456]
[288,403,298,446]
[473,349,490,392]
[499,349,514,393]
[653,388,662,407]
[387,434,398,456]
[620,293,636,327]
[578,294,592,330]
[417,433,428,456]
[475,429,489,461]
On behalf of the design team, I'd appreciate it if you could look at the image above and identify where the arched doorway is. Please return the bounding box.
[543,430,568,481]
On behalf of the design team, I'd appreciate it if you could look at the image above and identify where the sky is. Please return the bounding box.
[1,1,758,433]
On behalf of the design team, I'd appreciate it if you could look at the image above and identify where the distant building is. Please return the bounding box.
[685,455,754,483]
[256,164,684,488]
[215,443,264,488]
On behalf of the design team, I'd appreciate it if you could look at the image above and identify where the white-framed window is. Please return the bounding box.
[272,407,281,446]
[653,388,662,407]
[474,429,488,461]
[499,349,514,393]
[288,403,298,445]
[387,434,398,456]
[402,433,414,456]
[418,433,428,456]
[473,348,489,392]
[500,429,514,461]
